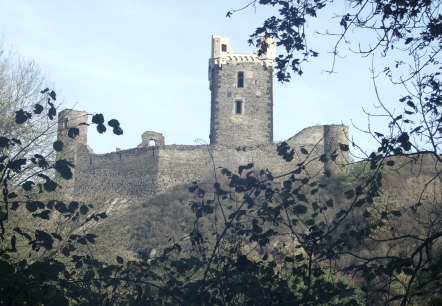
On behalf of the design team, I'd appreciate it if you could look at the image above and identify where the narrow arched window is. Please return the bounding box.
[237,71,244,88]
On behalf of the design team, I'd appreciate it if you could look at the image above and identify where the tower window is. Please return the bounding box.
[221,44,227,52]
[237,71,244,88]
[235,100,243,115]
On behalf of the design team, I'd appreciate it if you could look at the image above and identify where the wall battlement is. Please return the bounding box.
[57,36,349,200]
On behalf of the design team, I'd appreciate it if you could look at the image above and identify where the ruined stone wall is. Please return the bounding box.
[64,123,349,200]
[74,146,159,200]
[153,124,348,195]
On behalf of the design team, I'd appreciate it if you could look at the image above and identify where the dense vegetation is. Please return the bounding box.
[1,1,442,305]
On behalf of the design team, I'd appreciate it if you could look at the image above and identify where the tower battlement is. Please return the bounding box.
[209,35,275,70]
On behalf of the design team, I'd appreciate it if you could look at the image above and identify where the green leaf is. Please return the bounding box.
[97,123,107,133]
[62,246,70,256]
[306,218,315,226]
[300,147,308,154]
[344,189,355,199]
[33,210,51,219]
[48,102,56,120]
[35,230,54,250]
[49,90,57,100]
[92,113,104,124]
[116,256,124,264]
[34,103,44,114]
[54,159,74,180]
[406,101,416,108]
[43,180,58,192]
[9,158,27,172]
[108,119,120,128]
[339,143,349,151]
[68,201,79,213]
[293,204,307,214]
[296,194,308,202]
[404,37,413,44]
[15,109,31,124]
[79,204,89,215]
[238,163,254,175]
[51,233,63,241]
[85,233,97,243]
[96,212,107,219]
[325,199,334,207]
[53,140,64,152]
[67,127,79,139]
[54,202,68,213]
[113,127,123,135]
[22,181,35,191]
[0,137,9,148]
[312,202,319,211]
[7,192,17,199]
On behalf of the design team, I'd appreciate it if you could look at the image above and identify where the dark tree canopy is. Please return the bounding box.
[229,0,441,81]
[1,2,442,305]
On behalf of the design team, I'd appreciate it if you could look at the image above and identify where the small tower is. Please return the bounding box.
[208,35,276,146]
[323,125,349,175]
[56,109,89,163]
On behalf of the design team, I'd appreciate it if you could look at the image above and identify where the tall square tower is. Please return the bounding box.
[208,35,276,146]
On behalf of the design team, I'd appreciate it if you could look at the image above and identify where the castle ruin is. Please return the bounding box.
[57,35,349,200]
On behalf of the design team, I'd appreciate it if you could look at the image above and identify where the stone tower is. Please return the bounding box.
[56,109,88,195]
[208,35,276,146]
[56,109,89,164]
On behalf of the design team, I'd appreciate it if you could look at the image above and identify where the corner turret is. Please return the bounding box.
[323,125,349,175]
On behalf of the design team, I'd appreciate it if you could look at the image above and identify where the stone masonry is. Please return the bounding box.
[57,35,349,201]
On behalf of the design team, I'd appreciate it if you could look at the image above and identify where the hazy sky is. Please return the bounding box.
[0,1,398,156]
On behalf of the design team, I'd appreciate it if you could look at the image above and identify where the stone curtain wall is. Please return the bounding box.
[68,124,348,199]
[74,146,159,200]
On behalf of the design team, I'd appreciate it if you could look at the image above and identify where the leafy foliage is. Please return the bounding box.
[1,2,442,304]
[0,90,133,305]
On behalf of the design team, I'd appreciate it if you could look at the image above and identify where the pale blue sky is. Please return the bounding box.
[0,1,397,156]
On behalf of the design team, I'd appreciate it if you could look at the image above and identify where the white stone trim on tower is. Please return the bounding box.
[208,35,276,83]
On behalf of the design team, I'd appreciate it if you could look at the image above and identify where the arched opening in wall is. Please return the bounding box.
[63,118,69,129]
[148,139,156,147]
